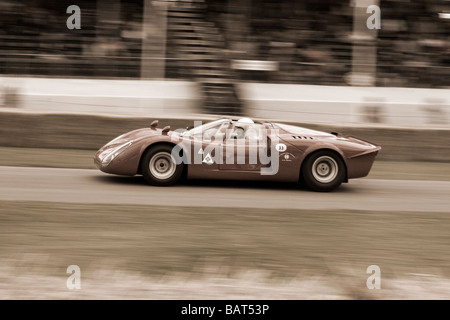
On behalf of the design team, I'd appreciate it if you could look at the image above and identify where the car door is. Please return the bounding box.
[219,122,270,172]
[183,120,230,177]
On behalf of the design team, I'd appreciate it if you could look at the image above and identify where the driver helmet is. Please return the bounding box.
[237,118,254,124]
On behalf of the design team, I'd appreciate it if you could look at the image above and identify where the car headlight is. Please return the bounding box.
[101,140,134,167]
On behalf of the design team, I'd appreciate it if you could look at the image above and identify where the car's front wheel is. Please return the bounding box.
[141,145,183,186]
[302,150,346,192]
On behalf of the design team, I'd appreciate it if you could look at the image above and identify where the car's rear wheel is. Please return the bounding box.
[302,150,346,192]
[141,145,183,186]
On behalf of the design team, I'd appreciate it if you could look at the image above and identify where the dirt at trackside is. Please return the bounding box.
[1,201,450,299]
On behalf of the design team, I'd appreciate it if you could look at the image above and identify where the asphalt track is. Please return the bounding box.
[1,166,449,212]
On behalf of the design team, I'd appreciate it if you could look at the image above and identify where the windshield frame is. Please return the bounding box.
[181,119,231,137]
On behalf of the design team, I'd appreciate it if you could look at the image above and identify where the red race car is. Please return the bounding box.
[95,118,381,192]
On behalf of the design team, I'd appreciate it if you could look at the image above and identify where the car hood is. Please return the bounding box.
[103,128,163,147]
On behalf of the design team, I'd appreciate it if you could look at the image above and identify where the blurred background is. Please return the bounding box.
[1,0,450,300]
[0,0,449,122]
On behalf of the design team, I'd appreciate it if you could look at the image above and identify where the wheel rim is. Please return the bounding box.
[312,156,338,183]
[149,152,176,180]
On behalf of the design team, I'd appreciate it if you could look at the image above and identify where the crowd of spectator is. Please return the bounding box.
[0,0,448,88]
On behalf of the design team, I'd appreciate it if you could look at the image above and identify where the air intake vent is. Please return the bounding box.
[292,135,313,140]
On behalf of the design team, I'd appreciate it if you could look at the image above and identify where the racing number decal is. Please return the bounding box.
[275,143,287,152]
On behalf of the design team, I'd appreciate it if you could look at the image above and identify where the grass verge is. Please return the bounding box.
[1,201,449,279]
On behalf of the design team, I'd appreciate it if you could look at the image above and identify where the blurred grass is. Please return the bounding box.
[0,147,96,169]
[0,146,449,180]
[368,160,450,181]
[1,201,450,283]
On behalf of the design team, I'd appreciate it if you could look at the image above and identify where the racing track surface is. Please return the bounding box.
[1,166,449,212]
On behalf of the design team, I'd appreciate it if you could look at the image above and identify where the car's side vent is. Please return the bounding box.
[292,135,313,140]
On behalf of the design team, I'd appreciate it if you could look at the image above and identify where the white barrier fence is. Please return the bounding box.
[0,77,201,116]
[1,77,449,128]
[239,83,450,127]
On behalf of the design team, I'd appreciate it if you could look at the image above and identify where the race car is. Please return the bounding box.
[95,118,381,192]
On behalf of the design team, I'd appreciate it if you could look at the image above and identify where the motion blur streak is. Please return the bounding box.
[1,0,449,299]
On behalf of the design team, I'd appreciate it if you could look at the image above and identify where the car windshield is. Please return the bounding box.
[182,119,230,137]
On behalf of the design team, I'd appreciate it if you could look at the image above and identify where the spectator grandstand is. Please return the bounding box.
[0,0,449,113]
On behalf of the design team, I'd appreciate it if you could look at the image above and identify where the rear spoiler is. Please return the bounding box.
[345,136,381,150]
[346,135,381,148]
[331,132,381,147]
[345,135,381,158]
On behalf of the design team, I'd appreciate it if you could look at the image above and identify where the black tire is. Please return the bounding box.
[141,144,184,186]
[301,150,346,192]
